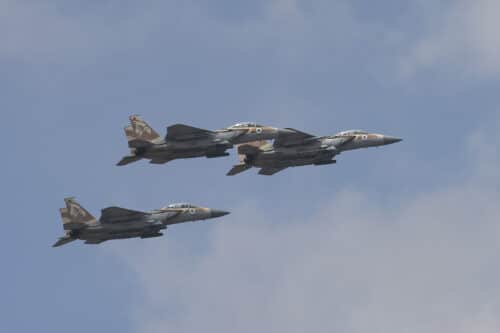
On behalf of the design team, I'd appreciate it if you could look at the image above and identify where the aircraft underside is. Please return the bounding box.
[142,144,231,162]
[252,150,336,168]
[74,224,166,243]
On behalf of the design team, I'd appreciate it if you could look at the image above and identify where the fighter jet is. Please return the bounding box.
[117,116,288,166]
[227,129,402,176]
[53,197,230,247]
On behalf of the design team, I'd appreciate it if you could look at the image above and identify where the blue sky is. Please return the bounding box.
[2,1,500,332]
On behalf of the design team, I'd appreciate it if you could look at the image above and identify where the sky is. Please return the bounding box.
[1,0,500,332]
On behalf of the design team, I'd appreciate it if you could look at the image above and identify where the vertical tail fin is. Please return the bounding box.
[227,141,268,176]
[124,115,161,146]
[60,197,97,230]
[118,115,162,166]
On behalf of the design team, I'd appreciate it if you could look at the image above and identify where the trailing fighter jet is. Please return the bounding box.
[227,129,402,176]
[117,116,288,166]
[53,197,229,247]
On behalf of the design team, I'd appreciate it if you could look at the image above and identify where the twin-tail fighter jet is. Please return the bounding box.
[227,129,402,176]
[54,117,403,247]
[117,116,290,166]
[53,197,230,247]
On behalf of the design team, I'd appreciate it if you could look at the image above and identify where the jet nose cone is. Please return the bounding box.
[383,136,403,145]
[210,209,230,218]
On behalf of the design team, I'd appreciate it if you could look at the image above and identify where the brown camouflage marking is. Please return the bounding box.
[126,115,161,143]
[55,198,228,247]
[228,130,401,175]
[61,197,97,226]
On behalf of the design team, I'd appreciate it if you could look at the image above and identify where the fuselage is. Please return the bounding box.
[71,206,227,243]
[247,131,401,169]
[140,125,283,161]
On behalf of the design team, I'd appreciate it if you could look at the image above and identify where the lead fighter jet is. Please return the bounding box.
[227,129,402,176]
[117,116,288,166]
[53,197,230,247]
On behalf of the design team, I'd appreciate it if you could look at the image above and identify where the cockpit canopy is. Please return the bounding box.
[229,122,263,128]
[164,203,199,209]
[335,130,369,137]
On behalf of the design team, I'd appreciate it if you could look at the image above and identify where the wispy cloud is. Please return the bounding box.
[402,0,500,77]
[0,0,394,72]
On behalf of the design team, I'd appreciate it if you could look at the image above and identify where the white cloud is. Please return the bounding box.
[11,0,500,81]
[111,120,500,333]
[403,0,500,77]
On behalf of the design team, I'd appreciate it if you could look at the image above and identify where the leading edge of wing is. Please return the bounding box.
[274,128,316,147]
[166,124,214,141]
[100,207,151,223]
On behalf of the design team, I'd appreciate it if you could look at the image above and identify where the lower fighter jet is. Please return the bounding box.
[53,197,229,247]
[227,129,402,176]
[117,116,288,166]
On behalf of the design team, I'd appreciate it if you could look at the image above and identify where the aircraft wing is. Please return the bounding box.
[274,128,316,147]
[258,167,287,175]
[100,207,151,224]
[166,124,214,141]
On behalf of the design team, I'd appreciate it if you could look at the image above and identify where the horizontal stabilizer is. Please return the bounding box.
[227,164,252,176]
[100,207,150,224]
[166,124,214,141]
[53,236,77,248]
[117,155,142,166]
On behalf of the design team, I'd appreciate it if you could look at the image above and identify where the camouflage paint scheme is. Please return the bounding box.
[53,198,230,247]
[227,129,402,176]
[117,116,289,166]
